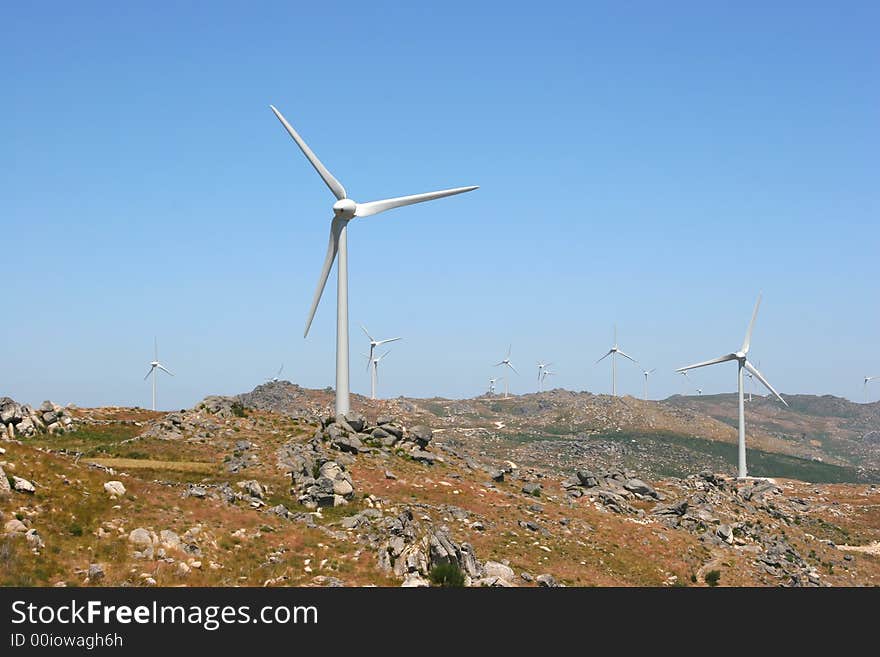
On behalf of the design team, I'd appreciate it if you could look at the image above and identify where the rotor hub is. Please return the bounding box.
[333,198,357,219]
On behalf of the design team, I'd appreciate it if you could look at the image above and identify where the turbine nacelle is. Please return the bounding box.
[332,198,357,219]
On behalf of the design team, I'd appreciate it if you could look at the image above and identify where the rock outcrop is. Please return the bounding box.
[0,398,76,438]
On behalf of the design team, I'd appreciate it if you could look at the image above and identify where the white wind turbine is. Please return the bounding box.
[537,361,552,392]
[494,346,518,397]
[642,368,655,401]
[488,377,498,395]
[676,294,787,478]
[143,337,173,411]
[268,364,284,383]
[864,376,877,403]
[595,326,638,397]
[541,368,556,389]
[362,325,401,368]
[364,349,393,400]
[270,105,477,418]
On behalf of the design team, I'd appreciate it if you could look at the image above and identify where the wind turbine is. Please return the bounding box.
[364,349,393,400]
[595,326,638,396]
[696,388,703,396]
[488,377,498,395]
[865,376,877,403]
[362,325,401,368]
[541,369,556,390]
[494,346,518,397]
[143,338,173,411]
[537,361,552,392]
[268,364,284,383]
[642,368,655,401]
[676,294,787,478]
[269,105,477,418]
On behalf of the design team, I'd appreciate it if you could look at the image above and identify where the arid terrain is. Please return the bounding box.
[1,384,878,587]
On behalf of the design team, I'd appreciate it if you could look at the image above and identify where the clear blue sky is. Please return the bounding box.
[2,1,878,409]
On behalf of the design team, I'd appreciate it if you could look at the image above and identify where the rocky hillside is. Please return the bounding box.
[1,382,879,587]
[664,393,880,478]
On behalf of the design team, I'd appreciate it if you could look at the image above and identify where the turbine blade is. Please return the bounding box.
[595,350,613,364]
[354,186,478,217]
[741,293,762,353]
[379,349,392,360]
[157,364,174,376]
[676,353,738,372]
[617,349,638,364]
[376,337,402,346]
[494,361,505,367]
[269,105,346,200]
[507,362,519,375]
[744,360,787,406]
[361,325,375,342]
[304,216,346,337]
[144,367,154,380]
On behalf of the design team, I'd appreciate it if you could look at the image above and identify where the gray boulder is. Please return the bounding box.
[576,469,599,487]
[482,561,515,582]
[342,411,366,433]
[410,425,433,448]
[536,574,560,587]
[624,478,658,498]
[522,482,542,496]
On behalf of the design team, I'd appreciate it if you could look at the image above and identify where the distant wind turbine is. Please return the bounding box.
[541,369,556,389]
[494,345,518,398]
[642,369,655,401]
[364,349,393,400]
[537,361,552,392]
[268,364,284,383]
[676,294,787,478]
[865,376,877,403]
[269,104,477,418]
[143,338,173,411]
[488,377,498,395]
[362,325,401,369]
[595,326,638,396]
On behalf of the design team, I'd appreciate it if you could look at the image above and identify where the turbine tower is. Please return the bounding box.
[676,294,787,478]
[364,349,392,400]
[494,346,518,397]
[595,326,638,396]
[270,105,477,418]
[865,376,877,403]
[642,368,655,401]
[537,361,552,392]
[143,337,173,411]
